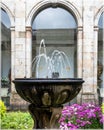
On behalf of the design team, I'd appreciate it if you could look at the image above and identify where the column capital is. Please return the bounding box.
[94,26,99,31]
[26,26,32,32]
[10,26,15,31]
[77,26,83,31]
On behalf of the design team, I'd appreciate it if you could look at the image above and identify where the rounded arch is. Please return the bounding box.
[94,6,104,26]
[1,2,12,107]
[1,2,15,26]
[26,0,82,27]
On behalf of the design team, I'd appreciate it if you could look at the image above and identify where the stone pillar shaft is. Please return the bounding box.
[25,26,32,78]
[77,26,83,103]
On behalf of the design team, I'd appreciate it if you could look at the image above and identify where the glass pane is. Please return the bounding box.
[32,7,77,29]
[32,7,77,78]
[1,8,11,87]
[98,12,104,29]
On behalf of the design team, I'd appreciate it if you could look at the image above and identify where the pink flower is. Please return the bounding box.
[87,109,96,118]
[100,115,104,123]
[59,103,103,129]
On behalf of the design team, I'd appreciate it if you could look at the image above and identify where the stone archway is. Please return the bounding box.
[1,7,11,107]
[94,6,104,26]
[25,0,83,103]
[94,6,104,104]
[1,2,15,26]
[26,0,82,27]
[26,0,83,78]
[1,3,15,108]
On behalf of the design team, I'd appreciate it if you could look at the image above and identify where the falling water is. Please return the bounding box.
[32,39,71,78]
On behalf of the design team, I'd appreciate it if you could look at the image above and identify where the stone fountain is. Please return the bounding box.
[13,39,84,129]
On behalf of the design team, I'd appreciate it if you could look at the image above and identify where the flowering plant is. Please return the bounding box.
[101,102,104,114]
[0,100,6,118]
[59,103,104,129]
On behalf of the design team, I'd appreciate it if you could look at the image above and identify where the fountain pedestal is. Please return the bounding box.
[13,78,84,129]
[29,104,62,128]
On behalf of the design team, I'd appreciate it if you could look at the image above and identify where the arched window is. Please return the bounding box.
[0,8,11,106]
[32,7,77,78]
[98,12,104,88]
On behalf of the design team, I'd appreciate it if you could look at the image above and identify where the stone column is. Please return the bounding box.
[93,26,99,102]
[14,0,26,78]
[10,1,29,110]
[81,0,97,103]
[77,26,83,103]
[77,26,83,78]
[10,26,15,92]
[25,26,32,78]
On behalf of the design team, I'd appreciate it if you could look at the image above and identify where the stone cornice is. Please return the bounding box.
[10,26,15,31]
[94,26,99,31]
[77,26,83,31]
[26,26,32,32]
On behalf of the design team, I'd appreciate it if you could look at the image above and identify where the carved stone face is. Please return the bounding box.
[42,92,51,106]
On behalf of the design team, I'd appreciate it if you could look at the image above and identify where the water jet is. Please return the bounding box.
[13,39,84,129]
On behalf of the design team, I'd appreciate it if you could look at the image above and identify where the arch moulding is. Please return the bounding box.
[1,2,15,27]
[26,0,82,27]
[94,5,104,27]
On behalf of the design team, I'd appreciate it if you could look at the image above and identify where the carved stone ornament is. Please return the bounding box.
[13,78,84,129]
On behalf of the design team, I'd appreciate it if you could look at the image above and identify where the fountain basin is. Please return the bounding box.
[13,78,84,107]
[13,78,84,129]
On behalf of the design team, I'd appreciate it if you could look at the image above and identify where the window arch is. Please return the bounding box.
[32,7,77,29]
[0,8,11,106]
[31,7,77,78]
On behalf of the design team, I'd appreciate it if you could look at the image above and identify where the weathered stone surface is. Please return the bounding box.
[1,0,103,107]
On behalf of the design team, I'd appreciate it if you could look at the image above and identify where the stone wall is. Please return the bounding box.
[10,91,29,110]
[1,0,104,108]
